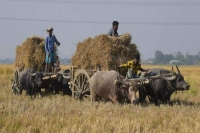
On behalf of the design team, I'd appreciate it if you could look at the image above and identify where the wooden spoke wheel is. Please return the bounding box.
[12,67,20,94]
[72,69,90,100]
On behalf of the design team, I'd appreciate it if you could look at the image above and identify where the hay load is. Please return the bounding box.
[14,36,58,71]
[72,33,140,70]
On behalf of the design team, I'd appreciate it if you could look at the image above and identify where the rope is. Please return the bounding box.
[166,80,176,92]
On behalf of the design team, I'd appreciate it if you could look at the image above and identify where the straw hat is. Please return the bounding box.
[46,27,54,32]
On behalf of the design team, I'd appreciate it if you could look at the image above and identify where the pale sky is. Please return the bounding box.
[1,0,200,60]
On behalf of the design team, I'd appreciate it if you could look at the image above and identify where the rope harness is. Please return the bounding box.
[165,80,177,94]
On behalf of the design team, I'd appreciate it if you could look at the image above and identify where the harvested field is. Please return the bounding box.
[1,64,200,133]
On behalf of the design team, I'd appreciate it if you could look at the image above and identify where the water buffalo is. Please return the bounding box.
[41,69,71,95]
[12,68,43,98]
[90,70,140,104]
[139,66,190,105]
[53,70,71,95]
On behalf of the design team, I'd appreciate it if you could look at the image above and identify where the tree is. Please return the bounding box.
[153,51,164,64]
[186,52,195,65]
[194,55,200,64]
[164,54,175,64]
[151,51,200,65]
[175,52,186,65]
[198,51,200,57]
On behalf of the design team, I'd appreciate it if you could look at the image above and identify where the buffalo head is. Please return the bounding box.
[116,74,139,103]
[161,65,190,91]
[30,72,43,87]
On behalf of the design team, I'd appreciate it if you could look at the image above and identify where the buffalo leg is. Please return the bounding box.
[26,87,31,96]
[129,87,137,104]
[38,88,42,98]
[139,87,147,104]
[19,88,22,95]
[111,98,119,104]
[154,96,159,106]
[30,88,36,99]
[93,95,98,101]
[109,94,119,104]
[165,96,173,105]
[91,91,98,101]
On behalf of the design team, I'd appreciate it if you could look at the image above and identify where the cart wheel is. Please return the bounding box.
[72,69,90,100]
[12,67,20,94]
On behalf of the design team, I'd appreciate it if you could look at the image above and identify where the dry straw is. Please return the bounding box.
[14,36,58,71]
[72,33,140,71]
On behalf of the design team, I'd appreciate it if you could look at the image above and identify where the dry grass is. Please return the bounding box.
[14,36,58,71]
[72,33,139,70]
[1,64,200,133]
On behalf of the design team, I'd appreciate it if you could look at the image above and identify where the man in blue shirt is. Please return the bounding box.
[44,27,60,74]
[107,21,119,37]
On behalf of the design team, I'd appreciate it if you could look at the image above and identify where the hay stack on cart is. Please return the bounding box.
[71,33,140,74]
[14,36,58,71]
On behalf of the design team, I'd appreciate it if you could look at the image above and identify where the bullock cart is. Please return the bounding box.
[11,67,20,94]
[11,66,173,98]
[67,66,174,100]
[10,66,89,96]
[11,67,70,94]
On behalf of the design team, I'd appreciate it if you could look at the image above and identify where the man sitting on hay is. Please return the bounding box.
[44,27,60,74]
[107,21,119,37]
[119,54,148,79]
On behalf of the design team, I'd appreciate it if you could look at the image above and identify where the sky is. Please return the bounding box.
[1,0,200,60]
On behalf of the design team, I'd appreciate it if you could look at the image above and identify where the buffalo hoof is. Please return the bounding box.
[132,99,139,105]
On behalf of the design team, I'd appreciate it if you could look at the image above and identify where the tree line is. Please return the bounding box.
[145,51,200,65]
[1,51,200,65]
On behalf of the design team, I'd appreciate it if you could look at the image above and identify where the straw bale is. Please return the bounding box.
[14,36,58,71]
[72,33,140,71]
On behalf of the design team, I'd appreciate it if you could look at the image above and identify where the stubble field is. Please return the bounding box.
[0,64,200,133]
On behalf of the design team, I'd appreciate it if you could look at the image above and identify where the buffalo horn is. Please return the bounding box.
[62,73,70,79]
[117,73,122,82]
[30,73,36,76]
[160,72,176,81]
[114,80,122,85]
[176,65,181,74]
[127,78,141,82]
